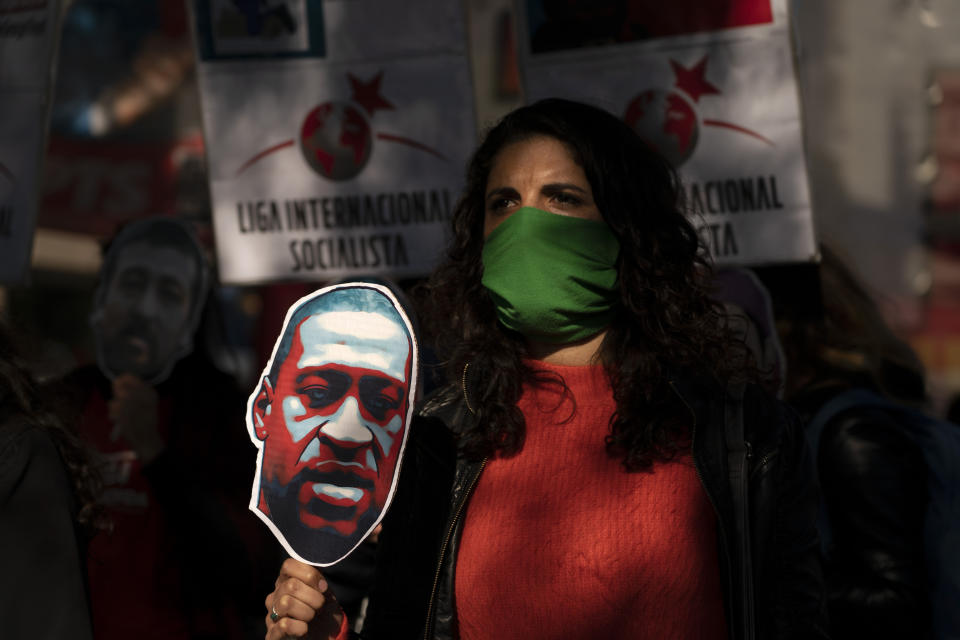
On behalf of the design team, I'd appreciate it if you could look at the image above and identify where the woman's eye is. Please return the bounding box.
[553,192,582,206]
[488,197,513,212]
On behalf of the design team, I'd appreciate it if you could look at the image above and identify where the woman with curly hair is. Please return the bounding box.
[264,98,828,640]
[0,320,105,639]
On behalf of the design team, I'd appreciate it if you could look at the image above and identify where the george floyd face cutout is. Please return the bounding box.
[248,283,417,566]
[91,219,209,384]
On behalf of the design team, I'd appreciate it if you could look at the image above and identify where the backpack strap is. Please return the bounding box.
[724,381,754,640]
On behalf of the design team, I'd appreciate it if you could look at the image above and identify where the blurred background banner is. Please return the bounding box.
[190,0,478,285]
[40,134,206,237]
[5,0,960,413]
[517,0,815,266]
[37,0,205,240]
[0,0,61,284]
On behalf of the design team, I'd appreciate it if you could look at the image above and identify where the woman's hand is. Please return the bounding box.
[265,558,345,640]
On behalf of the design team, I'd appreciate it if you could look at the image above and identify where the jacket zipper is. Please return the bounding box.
[734,440,755,640]
[691,433,737,622]
[749,450,775,479]
[423,457,488,640]
[723,382,755,640]
[670,381,739,637]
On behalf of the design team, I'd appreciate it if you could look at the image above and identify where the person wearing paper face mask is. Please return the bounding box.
[265,99,828,640]
[48,219,276,640]
[92,219,207,386]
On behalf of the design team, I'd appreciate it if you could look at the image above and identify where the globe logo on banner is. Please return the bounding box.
[299,102,373,180]
[235,71,447,180]
[625,89,699,166]
[624,56,773,167]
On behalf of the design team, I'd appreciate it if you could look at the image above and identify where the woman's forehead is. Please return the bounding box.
[487,136,585,186]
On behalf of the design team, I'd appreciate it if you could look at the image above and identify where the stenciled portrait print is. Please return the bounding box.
[90,217,210,384]
[247,282,418,566]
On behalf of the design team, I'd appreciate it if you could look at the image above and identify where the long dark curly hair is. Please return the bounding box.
[0,321,107,533]
[418,98,754,471]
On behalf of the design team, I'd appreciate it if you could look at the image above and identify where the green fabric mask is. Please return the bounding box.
[481,206,620,344]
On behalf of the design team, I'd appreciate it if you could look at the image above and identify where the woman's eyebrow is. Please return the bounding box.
[485,186,519,200]
[541,182,588,194]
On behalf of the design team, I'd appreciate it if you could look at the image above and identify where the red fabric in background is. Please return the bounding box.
[624,0,773,37]
[80,388,191,640]
[39,135,206,238]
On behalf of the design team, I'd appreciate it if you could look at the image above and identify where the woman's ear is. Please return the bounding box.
[251,377,275,441]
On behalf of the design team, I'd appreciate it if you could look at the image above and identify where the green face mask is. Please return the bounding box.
[481,206,620,344]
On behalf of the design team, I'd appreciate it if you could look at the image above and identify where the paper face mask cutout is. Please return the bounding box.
[90,218,210,385]
[248,283,418,566]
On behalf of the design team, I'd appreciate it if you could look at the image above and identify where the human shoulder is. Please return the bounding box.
[0,411,92,640]
[818,398,924,480]
[0,416,36,497]
[0,415,72,509]
[42,364,108,420]
[417,383,466,425]
[669,374,798,446]
[740,382,804,448]
[794,384,923,462]
[821,397,912,444]
[402,386,460,469]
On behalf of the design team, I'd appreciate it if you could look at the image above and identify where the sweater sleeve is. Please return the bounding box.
[0,426,92,640]
[336,610,351,640]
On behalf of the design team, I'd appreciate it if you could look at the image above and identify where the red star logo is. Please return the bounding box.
[349,71,395,116]
[670,57,721,103]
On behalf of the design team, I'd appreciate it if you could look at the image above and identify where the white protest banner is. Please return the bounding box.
[0,0,61,283]
[191,0,476,284]
[518,0,816,266]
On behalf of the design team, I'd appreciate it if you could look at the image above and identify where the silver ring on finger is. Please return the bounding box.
[270,605,280,622]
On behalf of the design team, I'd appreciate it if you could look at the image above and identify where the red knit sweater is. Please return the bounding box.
[454,361,728,639]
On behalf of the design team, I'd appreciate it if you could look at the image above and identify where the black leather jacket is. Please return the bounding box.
[791,385,929,639]
[361,377,829,639]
